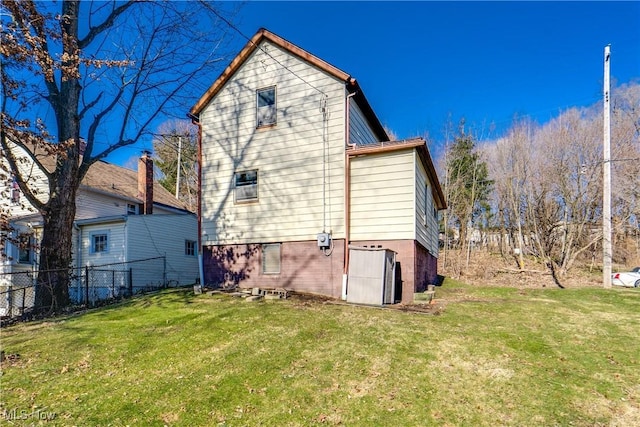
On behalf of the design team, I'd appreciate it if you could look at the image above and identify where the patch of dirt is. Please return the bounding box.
[288,292,336,304]
[392,302,445,315]
[0,351,22,368]
[290,292,445,314]
[211,288,446,315]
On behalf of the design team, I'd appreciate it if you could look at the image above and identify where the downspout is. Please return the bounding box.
[188,112,204,287]
[343,90,357,299]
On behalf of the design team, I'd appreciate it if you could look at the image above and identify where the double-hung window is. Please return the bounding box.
[91,232,109,254]
[235,170,258,203]
[185,240,196,256]
[257,86,276,127]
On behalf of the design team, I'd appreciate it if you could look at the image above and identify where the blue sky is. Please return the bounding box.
[115,1,640,166]
[237,1,639,138]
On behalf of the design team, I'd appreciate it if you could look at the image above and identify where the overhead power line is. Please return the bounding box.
[202,4,327,97]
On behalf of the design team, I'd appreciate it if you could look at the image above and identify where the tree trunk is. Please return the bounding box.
[35,168,79,312]
[32,0,82,313]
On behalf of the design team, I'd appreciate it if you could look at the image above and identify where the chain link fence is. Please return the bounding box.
[0,256,177,321]
[0,270,36,318]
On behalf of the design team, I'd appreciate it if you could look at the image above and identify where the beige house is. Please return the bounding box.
[190,28,446,303]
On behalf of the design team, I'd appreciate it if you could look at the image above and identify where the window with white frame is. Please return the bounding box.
[256,86,276,127]
[262,243,281,274]
[127,203,138,215]
[91,232,109,253]
[185,240,196,256]
[234,170,258,202]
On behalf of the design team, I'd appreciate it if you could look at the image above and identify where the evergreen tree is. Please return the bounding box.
[444,121,493,250]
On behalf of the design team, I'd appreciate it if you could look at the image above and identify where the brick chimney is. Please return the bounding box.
[138,151,154,214]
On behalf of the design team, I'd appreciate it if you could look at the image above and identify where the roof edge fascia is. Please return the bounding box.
[191,28,352,116]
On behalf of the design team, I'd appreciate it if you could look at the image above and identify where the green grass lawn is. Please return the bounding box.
[2,282,640,426]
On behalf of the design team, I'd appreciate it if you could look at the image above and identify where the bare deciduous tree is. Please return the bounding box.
[1,0,238,311]
[481,82,640,285]
[525,109,603,286]
[486,118,535,269]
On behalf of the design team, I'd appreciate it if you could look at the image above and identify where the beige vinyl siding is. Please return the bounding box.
[125,214,198,286]
[349,101,381,145]
[415,155,439,255]
[414,156,437,254]
[350,150,415,241]
[200,40,346,245]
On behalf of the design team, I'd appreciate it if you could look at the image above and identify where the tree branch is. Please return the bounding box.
[78,1,136,49]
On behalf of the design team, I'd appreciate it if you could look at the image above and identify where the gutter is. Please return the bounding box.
[74,215,127,227]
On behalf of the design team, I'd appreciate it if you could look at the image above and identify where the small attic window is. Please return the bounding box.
[257,86,276,127]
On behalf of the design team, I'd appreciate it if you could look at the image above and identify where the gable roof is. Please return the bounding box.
[190,28,388,141]
[348,138,447,210]
[5,139,190,212]
[81,160,191,212]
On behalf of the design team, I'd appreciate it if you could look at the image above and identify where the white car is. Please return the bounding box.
[612,267,640,288]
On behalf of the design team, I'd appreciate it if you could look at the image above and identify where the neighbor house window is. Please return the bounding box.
[257,86,276,127]
[127,204,138,215]
[262,243,281,274]
[18,233,32,264]
[185,240,196,256]
[234,170,258,202]
[91,232,109,253]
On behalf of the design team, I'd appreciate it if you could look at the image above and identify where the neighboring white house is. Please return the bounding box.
[1,146,199,313]
[190,28,446,303]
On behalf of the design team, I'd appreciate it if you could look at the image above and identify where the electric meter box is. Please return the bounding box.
[317,233,331,249]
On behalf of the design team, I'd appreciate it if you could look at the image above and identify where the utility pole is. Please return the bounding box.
[603,45,612,289]
[175,136,182,200]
